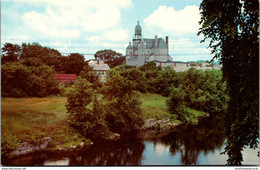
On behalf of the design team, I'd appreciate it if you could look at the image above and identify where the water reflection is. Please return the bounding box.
[69,139,145,165]
[2,113,258,166]
[44,158,69,166]
[147,113,226,165]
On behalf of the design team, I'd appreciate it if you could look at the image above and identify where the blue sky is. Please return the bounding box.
[1,0,213,62]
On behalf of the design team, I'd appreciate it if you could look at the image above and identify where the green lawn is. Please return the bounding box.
[1,97,86,148]
[140,93,171,120]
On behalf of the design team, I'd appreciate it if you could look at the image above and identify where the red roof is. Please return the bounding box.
[55,74,77,84]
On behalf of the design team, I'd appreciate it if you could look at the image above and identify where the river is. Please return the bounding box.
[2,114,259,166]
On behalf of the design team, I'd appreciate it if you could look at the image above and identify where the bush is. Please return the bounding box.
[1,134,20,156]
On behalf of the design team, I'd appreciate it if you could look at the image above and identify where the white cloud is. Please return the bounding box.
[103,29,129,41]
[144,5,200,35]
[22,10,80,38]
[81,8,121,32]
[20,0,132,38]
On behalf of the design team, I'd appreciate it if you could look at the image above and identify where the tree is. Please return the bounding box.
[20,42,62,67]
[138,61,162,93]
[94,49,124,68]
[1,43,21,64]
[198,0,259,165]
[1,62,30,97]
[102,69,144,135]
[27,65,60,97]
[154,66,176,96]
[111,65,147,93]
[1,63,60,97]
[64,53,85,75]
[167,86,188,122]
[66,78,111,141]
[80,65,102,89]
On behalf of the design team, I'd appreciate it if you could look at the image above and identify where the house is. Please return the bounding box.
[88,60,110,82]
[55,74,77,84]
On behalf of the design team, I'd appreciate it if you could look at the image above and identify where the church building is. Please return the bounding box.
[126,21,173,66]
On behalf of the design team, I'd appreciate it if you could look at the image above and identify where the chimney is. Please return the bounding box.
[166,36,168,45]
[97,60,99,65]
[155,35,158,47]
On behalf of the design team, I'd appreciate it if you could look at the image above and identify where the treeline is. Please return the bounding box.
[1,42,124,97]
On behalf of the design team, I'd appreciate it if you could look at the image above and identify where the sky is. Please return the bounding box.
[1,0,214,62]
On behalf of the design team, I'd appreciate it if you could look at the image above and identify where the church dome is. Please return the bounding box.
[135,21,142,35]
[127,42,133,49]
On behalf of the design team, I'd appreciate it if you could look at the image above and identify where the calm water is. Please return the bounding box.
[2,114,259,166]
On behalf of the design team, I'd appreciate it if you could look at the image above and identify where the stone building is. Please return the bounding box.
[126,21,173,66]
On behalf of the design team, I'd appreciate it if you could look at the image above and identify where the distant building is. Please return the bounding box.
[55,74,77,84]
[88,60,110,82]
[126,20,173,66]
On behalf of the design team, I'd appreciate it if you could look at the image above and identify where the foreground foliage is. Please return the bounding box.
[199,0,259,165]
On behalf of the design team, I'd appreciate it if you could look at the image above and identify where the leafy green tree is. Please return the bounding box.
[167,86,188,122]
[66,78,111,140]
[111,65,147,93]
[1,62,30,97]
[27,65,60,97]
[64,53,85,75]
[94,49,124,68]
[20,42,62,67]
[80,65,102,89]
[1,43,21,64]
[155,66,176,96]
[138,61,162,93]
[102,70,144,134]
[1,62,60,97]
[198,0,259,164]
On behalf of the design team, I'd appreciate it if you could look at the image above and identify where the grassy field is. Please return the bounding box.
[1,97,89,150]
[140,93,171,120]
[1,93,205,151]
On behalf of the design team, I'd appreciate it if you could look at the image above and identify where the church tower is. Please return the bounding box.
[134,20,142,39]
[133,20,142,48]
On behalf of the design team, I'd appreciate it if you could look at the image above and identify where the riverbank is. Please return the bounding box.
[1,93,207,158]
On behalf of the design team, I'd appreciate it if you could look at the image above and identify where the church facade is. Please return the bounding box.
[126,21,173,66]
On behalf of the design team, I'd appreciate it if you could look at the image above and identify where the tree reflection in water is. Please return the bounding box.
[2,138,145,166]
[150,113,226,165]
[70,139,145,165]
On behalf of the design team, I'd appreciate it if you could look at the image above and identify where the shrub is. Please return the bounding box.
[1,134,20,156]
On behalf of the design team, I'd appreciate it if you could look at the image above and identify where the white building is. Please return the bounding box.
[126,21,173,67]
[88,60,110,82]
